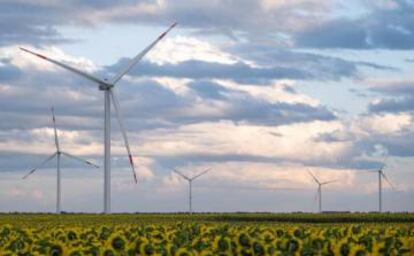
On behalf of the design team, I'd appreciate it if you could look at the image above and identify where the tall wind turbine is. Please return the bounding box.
[366,163,395,212]
[173,167,212,214]
[307,170,338,213]
[23,108,99,214]
[20,23,177,213]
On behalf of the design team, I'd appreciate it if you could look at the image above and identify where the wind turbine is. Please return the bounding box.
[172,167,212,214]
[20,23,177,213]
[23,108,99,214]
[366,163,396,212]
[307,170,338,213]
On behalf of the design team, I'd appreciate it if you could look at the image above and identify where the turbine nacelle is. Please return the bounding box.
[99,83,114,91]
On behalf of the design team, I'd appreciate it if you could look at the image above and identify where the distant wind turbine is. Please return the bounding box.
[365,163,396,212]
[20,22,177,213]
[307,170,338,213]
[23,108,99,214]
[172,167,212,214]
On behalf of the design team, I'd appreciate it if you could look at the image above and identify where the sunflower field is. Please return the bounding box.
[0,213,413,255]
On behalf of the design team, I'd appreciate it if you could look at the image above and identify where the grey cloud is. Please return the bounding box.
[109,59,311,82]
[153,154,283,170]
[188,80,229,100]
[0,59,22,81]
[369,97,414,113]
[353,131,414,158]
[152,149,382,171]
[0,2,70,46]
[110,53,394,83]
[307,158,384,171]
[0,0,147,46]
[227,45,395,81]
[295,19,369,49]
[368,81,414,113]
[114,79,336,127]
[0,0,328,46]
[315,120,414,159]
[0,58,336,134]
[295,0,414,49]
[377,134,414,157]
[108,0,327,36]
[355,61,398,71]
[0,153,100,172]
[370,81,414,95]
[225,98,336,125]
[4,0,414,51]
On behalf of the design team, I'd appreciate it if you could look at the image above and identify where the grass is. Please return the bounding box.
[0,212,413,227]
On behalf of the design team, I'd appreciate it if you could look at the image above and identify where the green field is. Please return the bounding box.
[0,213,413,255]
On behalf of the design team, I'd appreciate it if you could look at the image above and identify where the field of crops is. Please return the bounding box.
[0,213,413,255]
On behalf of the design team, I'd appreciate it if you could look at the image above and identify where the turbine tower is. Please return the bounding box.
[173,167,212,214]
[367,164,395,212]
[307,170,337,213]
[20,23,177,213]
[23,108,99,214]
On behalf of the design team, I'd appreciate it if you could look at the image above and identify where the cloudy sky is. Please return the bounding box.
[0,0,413,213]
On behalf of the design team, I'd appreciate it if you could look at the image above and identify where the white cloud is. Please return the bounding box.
[147,36,241,65]
[0,128,101,156]
[136,120,351,163]
[3,46,98,73]
[153,77,192,96]
[353,113,412,136]
[216,79,320,106]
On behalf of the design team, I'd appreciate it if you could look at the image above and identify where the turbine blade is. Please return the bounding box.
[109,89,137,183]
[321,179,339,185]
[51,107,60,152]
[61,152,99,168]
[20,47,107,85]
[172,168,190,181]
[22,153,56,179]
[381,172,396,190]
[307,170,320,184]
[110,22,177,85]
[192,167,212,180]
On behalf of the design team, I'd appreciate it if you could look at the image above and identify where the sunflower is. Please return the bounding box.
[213,236,231,253]
[111,236,126,251]
[237,233,251,248]
[48,242,66,256]
[175,247,194,256]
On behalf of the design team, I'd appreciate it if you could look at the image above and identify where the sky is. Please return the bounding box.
[0,0,413,213]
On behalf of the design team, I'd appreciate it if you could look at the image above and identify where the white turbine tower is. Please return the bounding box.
[307,170,338,213]
[172,167,212,214]
[20,23,177,213]
[366,163,395,212]
[23,108,99,214]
